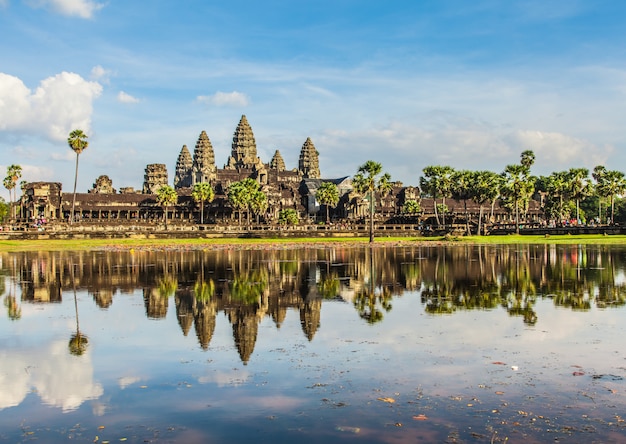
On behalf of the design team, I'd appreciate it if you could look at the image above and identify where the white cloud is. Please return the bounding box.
[25,0,105,19]
[197,91,250,107]
[0,71,102,142]
[90,65,112,83]
[117,91,139,104]
[0,341,103,412]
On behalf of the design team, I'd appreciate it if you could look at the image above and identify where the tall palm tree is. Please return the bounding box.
[545,171,569,222]
[3,164,22,221]
[227,178,261,226]
[67,129,89,224]
[594,167,626,224]
[566,168,590,223]
[191,182,215,224]
[353,160,392,243]
[470,170,501,235]
[315,181,340,224]
[249,189,268,224]
[156,185,178,229]
[420,165,454,226]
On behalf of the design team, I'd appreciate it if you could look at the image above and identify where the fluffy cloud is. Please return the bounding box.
[90,65,112,83]
[0,341,103,412]
[0,71,102,142]
[117,91,139,104]
[25,0,105,18]
[197,91,250,107]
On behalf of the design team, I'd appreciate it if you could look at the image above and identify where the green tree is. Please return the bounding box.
[227,178,263,225]
[593,166,626,224]
[401,199,421,215]
[545,171,569,222]
[315,181,340,224]
[566,167,591,223]
[191,182,215,224]
[278,208,299,225]
[67,129,89,224]
[353,160,392,243]
[451,169,473,234]
[470,170,501,235]
[419,165,454,226]
[0,197,8,223]
[4,164,22,220]
[156,185,178,229]
[501,151,535,234]
[249,189,268,223]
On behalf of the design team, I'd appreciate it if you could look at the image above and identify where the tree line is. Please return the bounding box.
[4,130,626,238]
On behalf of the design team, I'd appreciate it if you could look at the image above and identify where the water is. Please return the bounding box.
[1,244,625,443]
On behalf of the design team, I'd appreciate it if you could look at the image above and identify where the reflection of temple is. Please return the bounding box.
[4,244,626,363]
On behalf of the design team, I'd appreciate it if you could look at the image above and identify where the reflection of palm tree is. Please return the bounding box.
[68,262,88,356]
[194,279,214,301]
[353,247,393,323]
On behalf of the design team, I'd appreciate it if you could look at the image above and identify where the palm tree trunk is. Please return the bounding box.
[70,152,80,225]
[200,200,204,224]
[369,189,374,243]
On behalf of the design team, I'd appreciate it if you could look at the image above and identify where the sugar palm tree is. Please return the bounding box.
[156,185,178,229]
[420,165,454,226]
[566,167,591,223]
[3,164,22,220]
[191,182,215,224]
[315,181,340,224]
[353,160,392,243]
[67,129,89,224]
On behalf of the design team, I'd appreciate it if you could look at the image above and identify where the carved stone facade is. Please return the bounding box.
[142,164,168,194]
[174,145,193,189]
[224,115,259,170]
[191,132,217,185]
[270,150,286,172]
[298,137,320,179]
[90,175,115,194]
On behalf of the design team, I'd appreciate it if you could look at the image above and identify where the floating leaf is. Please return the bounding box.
[377,397,395,403]
[572,371,585,376]
[413,414,428,421]
[492,361,506,365]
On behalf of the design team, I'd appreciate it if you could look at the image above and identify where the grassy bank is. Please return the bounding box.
[1,234,626,252]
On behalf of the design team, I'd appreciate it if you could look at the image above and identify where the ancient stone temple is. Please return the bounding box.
[191,131,217,185]
[90,175,116,194]
[270,150,286,172]
[174,145,192,189]
[224,115,260,170]
[142,164,168,194]
[298,137,320,179]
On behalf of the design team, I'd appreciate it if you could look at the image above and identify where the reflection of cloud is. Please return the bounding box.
[118,375,142,389]
[198,370,251,387]
[0,341,102,412]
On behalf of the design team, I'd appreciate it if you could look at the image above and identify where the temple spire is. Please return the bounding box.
[225,115,258,170]
[270,150,286,172]
[298,137,320,178]
[174,145,192,189]
[192,131,217,184]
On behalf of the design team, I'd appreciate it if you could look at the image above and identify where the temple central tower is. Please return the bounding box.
[225,115,259,170]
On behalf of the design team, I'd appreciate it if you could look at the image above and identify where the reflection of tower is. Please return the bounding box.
[143,288,168,319]
[300,298,322,341]
[229,307,259,364]
[195,299,217,350]
[92,289,113,308]
[175,290,196,336]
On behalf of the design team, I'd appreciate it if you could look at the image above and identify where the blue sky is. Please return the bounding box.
[2,0,626,200]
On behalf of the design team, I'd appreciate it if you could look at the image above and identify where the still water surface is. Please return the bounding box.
[1,244,626,443]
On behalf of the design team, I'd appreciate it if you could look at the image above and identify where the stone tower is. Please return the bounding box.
[225,115,258,170]
[142,164,168,194]
[270,150,286,172]
[192,131,217,184]
[298,137,320,179]
[174,145,192,189]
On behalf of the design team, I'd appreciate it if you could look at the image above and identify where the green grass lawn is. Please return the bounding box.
[0,233,625,252]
